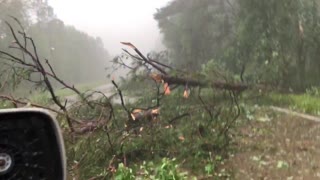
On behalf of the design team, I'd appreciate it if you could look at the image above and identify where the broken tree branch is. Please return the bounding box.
[119,42,248,93]
[111,79,132,121]
[121,42,167,75]
[158,74,248,92]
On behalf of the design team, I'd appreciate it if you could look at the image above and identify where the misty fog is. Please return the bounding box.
[48,0,169,55]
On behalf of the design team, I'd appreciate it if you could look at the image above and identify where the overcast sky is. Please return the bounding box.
[48,0,171,55]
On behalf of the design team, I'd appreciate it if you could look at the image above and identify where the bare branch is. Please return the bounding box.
[168,113,190,124]
[121,42,168,74]
[111,79,132,120]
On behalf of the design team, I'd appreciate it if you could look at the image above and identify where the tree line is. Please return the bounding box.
[155,0,320,91]
[0,0,109,92]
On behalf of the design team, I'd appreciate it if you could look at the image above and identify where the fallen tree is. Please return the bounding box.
[0,18,248,178]
[112,42,247,124]
[0,18,247,136]
[120,42,247,91]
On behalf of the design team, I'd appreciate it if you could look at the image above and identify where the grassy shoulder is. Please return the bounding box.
[246,91,320,116]
[28,81,106,105]
[0,81,106,108]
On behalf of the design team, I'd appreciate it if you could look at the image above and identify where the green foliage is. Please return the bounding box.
[0,101,14,109]
[28,92,51,106]
[154,0,233,70]
[204,152,223,176]
[233,0,320,90]
[204,163,215,175]
[249,91,320,116]
[65,129,114,179]
[64,82,239,179]
[156,0,320,91]
[148,158,188,180]
[113,158,188,180]
[114,163,135,180]
[306,87,320,97]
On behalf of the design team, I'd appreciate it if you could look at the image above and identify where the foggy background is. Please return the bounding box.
[48,0,170,55]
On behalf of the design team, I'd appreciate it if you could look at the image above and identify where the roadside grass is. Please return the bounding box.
[246,91,320,116]
[0,101,14,109]
[56,81,106,96]
[0,81,106,113]
[28,81,105,105]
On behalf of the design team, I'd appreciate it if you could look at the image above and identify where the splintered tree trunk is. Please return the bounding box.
[158,74,248,92]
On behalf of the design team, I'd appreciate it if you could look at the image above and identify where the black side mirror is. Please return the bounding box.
[0,108,66,180]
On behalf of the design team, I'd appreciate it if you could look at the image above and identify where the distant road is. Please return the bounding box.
[63,84,114,107]
[91,84,114,93]
[63,83,136,107]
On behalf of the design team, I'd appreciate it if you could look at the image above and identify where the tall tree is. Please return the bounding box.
[156,0,320,91]
[27,19,110,85]
[235,0,320,90]
[0,0,110,92]
[154,0,234,70]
